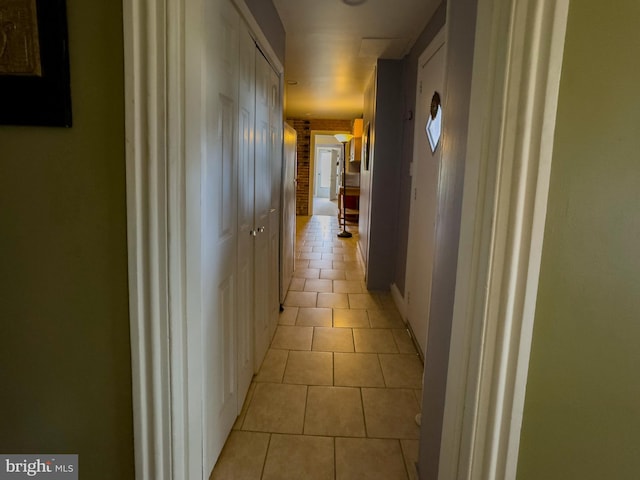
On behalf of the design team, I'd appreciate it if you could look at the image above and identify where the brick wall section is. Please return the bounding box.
[288,118,353,215]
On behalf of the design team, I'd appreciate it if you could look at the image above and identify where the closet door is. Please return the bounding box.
[253,50,272,370]
[268,66,283,336]
[200,0,240,471]
[236,24,256,407]
[280,124,297,303]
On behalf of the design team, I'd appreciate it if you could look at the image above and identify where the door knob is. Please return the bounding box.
[258,226,266,233]
[250,229,257,237]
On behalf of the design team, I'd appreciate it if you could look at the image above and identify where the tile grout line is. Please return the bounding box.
[331,352,335,386]
[280,351,289,384]
[259,433,272,480]
[398,439,411,480]
[302,383,310,436]
[377,353,388,388]
[333,436,337,480]
[359,386,369,439]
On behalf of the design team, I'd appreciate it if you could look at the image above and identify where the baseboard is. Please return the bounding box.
[390,283,407,320]
[390,283,425,361]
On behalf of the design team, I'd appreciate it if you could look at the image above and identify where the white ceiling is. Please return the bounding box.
[273,0,442,119]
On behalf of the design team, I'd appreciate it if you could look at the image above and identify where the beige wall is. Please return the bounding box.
[0,1,134,478]
[517,1,640,478]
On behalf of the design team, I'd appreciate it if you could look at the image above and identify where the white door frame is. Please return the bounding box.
[438,0,569,479]
[314,147,327,198]
[308,130,350,216]
[122,0,282,478]
[122,0,182,477]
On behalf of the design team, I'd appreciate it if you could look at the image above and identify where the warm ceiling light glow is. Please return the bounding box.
[334,133,354,143]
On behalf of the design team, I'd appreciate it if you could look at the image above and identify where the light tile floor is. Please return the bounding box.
[211,215,423,480]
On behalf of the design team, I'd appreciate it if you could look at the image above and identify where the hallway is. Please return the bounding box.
[211,215,423,479]
[312,197,339,217]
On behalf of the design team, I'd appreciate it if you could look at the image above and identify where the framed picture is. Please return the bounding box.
[0,0,72,127]
[362,122,371,170]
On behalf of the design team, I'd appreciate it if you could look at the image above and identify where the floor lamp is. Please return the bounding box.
[334,133,354,238]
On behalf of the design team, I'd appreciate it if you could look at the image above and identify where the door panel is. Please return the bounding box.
[201,0,239,472]
[316,150,331,198]
[236,24,255,411]
[330,149,339,201]
[405,36,445,356]
[280,124,297,303]
[253,51,271,370]
[268,66,282,337]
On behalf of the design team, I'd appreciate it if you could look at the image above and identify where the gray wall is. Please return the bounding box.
[0,1,134,478]
[243,0,286,65]
[517,0,640,478]
[394,2,447,295]
[359,71,376,266]
[359,60,404,290]
[360,2,446,296]
[417,0,477,477]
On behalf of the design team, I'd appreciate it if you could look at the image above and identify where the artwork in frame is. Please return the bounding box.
[362,122,371,170]
[0,0,72,127]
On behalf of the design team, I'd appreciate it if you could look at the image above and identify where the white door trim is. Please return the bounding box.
[123,0,179,478]
[438,0,570,479]
[309,130,350,216]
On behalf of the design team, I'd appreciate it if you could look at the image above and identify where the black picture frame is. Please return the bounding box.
[0,0,72,127]
[362,122,371,170]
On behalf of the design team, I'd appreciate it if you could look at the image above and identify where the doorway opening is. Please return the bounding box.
[313,146,340,216]
[309,131,348,217]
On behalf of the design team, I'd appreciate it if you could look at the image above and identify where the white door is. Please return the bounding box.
[405,29,446,356]
[200,0,240,472]
[268,66,283,338]
[236,24,256,412]
[280,124,297,303]
[182,0,283,476]
[316,149,332,198]
[329,149,339,201]
[253,50,272,370]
